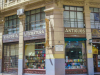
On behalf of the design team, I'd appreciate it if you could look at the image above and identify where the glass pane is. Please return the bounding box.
[71,22,74,27]
[90,8,93,12]
[36,9,40,13]
[75,22,77,27]
[98,23,100,29]
[41,13,45,20]
[63,11,69,18]
[36,21,40,29]
[91,23,95,28]
[31,22,35,30]
[70,11,75,19]
[9,20,12,26]
[5,21,8,27]
[12,15,16,19]
[77,12,83,20]
[13,19,16,25]
[78,22,83,28]
[26,16,30,23]
[36,13,40,21]
[25,11,30,15]
[17,19,20,24]
[41,7,45,12]
[65,6,69,10]
[9,16,12,20]
[65,41,86,69]
[31,10,35,14]
[64,19,70,27]
[77,7,83,11]
[94,13,99,21]
[31,15,35,22]
[90,13,94,20]
[95,22,99,29]
[70,7,74,10]
[94,8,99,12]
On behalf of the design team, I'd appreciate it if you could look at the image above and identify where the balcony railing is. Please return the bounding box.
[1,0,42,9]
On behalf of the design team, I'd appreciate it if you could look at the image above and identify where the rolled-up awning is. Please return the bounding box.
[64,38,87,42]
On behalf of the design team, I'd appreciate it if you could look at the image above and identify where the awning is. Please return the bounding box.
[65,38,87,42]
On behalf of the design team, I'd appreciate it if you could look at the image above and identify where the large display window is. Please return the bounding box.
[65,41,87,69]
[3,43,19,73]
[24,39,45,69]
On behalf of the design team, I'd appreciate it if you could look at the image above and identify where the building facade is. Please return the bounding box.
[0,0,100,75]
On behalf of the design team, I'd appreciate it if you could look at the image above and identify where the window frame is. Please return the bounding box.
[63,6,84,28]
[25,7,45,31]
[90,7,100,29]
[4,15,19,34]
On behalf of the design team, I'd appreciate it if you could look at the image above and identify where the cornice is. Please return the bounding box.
[62,0,84,6]
[89,2,100,8]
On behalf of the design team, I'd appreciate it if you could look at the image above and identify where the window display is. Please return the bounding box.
[3,43,19,73]
[65,41,87,69]
[24,40,45,69]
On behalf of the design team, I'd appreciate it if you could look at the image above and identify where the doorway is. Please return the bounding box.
[93,43,100,72]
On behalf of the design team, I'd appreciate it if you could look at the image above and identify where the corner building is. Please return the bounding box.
[0,0,100,75]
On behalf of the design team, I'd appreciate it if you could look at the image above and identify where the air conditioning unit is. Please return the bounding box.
[17,9,24,16]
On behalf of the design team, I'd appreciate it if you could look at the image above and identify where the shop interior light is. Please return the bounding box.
[71,51,73,52]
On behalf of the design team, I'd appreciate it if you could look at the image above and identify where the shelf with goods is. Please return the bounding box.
[65,59,86,69]
[25,49,45,69]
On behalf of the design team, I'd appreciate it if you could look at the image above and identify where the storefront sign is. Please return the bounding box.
[65,28,85,34]
[24,29,45,40]
[64,28,86,37]
[92,46,98,54]
[92,29,100,38]
[55,45,63,51]
[45,18,49,47]
[3,33,19,43]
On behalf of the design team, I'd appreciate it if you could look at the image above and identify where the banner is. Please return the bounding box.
[45,18,49,47]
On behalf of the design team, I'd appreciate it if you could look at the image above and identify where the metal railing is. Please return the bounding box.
[0,0,32,9]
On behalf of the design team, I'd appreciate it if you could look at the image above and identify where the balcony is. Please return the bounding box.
[1,0,43,10]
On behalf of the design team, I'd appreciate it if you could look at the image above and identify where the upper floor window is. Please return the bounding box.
[25,7,45,31]
[63,6,84,28]
[90,8,100,29]
[4,15,20,34]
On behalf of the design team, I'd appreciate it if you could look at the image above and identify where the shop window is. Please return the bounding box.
[63,6,84,28]
[65,41,87,69]
[24,40,45,69]
[25,7,45,31]
[90,8,100,29]
[3,43,19,73]
[4,15,20,34]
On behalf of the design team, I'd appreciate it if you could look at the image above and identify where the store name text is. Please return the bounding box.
[65,28,85,34]
[24,30,45,37]
[3,34,19,39]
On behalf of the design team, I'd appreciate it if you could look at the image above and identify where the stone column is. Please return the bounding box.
[0,17,4,74]
[84,1,94,75]
[44,3,65,75]
[18,15,25,75]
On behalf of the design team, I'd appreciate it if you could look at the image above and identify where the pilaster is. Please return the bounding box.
[18,15,25,75]
[84,1,94,75]
[0,17,4,73]
[45,3,65,75]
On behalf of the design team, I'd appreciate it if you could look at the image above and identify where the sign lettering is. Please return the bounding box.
[65,28,85,34]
